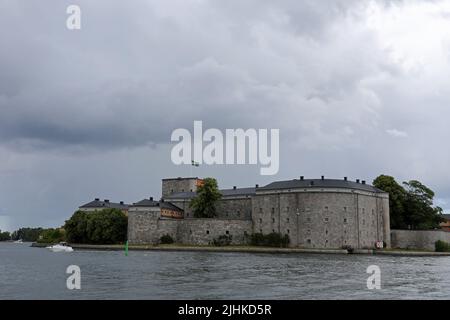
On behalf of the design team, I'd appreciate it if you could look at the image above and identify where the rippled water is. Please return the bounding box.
[1,242,450,299]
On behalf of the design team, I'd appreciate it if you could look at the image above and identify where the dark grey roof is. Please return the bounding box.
[220,187,255,197]
[441,214,450,221]
[259,178,385,193]
[132,199,160,207]
[162,177,198,181]
[165,187,255,200]
[79,199,129,209]
[160,201,183,212]
[131,199,183,212]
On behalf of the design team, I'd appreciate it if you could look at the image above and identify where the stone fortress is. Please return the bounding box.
[80,176,391,249]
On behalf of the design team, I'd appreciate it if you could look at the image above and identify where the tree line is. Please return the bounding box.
[64,208,127,244]
[373,175,444,230]
[0,208,127,244]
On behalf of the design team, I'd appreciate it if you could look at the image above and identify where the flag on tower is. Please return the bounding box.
[191,160,199,167]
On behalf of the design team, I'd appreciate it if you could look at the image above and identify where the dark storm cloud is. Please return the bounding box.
[0,0,374,150]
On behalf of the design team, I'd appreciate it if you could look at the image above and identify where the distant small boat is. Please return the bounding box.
[46,242,74,253]
[14,239,23,244]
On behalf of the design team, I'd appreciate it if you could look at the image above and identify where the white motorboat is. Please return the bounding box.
[13,239,23,243]
[46,242,74,252]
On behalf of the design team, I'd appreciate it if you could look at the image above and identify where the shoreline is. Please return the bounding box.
[30,242,450,256]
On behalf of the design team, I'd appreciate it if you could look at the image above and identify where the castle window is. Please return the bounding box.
[325,206,328,210]
[286,207,290,212]
[307,239,311,244]
[271,208,275,214]
[325,230,328,235]
[287,229,290,234]
[287,218,290,223]
[171,189,173,193]
[307,229,311,235]
[259,208,263,213]
[226,231,229,235]
[272,218,275,223]
[190,229,192,234]
[344,207,347,212]
[272,229,275,233]
[206,230,210,234]
[324,217,329,222]
[259,229,262,233]
[344,218,347,223]
[259,218,262,223]
[307,217,311,222]
[182,189,184,192]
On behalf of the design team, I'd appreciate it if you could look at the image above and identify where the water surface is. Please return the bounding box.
[1,242,449,299]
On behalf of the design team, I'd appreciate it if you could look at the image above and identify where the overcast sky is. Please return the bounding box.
[1,0,450,231]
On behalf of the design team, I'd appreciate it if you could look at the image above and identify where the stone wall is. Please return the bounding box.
[251,189,389,249]
[169,197,252,220]
[213,197,252,219]
[391,229,450,251]
[128,210,253,245]
[127,208,178,244]
[177,219,252,245]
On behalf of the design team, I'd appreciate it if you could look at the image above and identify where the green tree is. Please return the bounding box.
[373,175,444,230]
[373,175,407,229]
[11,227,43,242]
[190,177,222,218]
[64,208,127,244]
[0,230,11,241]
[64,210,89,243]
[86,209,128,244]
[38,228,66,244]
[402,180,444,229]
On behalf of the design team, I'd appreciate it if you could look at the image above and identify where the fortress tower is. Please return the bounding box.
[161,177,203,198]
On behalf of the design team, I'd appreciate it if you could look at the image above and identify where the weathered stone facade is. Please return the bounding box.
[252,188,390,249]
[169,197,252,219]
[127,177,391,249]
[391,229,450,251]
[161,177,200,198]
[127,206,252,245]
